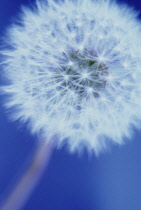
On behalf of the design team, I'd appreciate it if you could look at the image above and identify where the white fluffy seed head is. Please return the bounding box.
[1,0,141,154]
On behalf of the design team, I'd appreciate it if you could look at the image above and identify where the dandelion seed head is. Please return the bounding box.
[1,0,141,154]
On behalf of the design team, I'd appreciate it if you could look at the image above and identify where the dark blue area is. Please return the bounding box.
[0,0,141,210]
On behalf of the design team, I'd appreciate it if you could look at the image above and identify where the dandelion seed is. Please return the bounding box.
[81,73,89,79]
[1,0,141,155]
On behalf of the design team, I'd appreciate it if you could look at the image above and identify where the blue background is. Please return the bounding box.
[0,0,141,209]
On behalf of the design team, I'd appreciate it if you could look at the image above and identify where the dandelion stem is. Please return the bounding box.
[0,141,53,210]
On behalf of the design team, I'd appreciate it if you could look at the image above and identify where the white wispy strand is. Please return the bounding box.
[1,0,141,153]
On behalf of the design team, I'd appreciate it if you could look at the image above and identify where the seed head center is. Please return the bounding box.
[58,50,108,98]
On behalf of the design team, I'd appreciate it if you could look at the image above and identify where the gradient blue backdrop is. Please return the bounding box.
[0,0,141,209]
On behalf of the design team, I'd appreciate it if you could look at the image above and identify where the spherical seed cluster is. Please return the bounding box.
[1,0,141,153]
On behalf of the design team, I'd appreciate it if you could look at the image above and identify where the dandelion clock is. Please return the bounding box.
[1,0,141,209]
